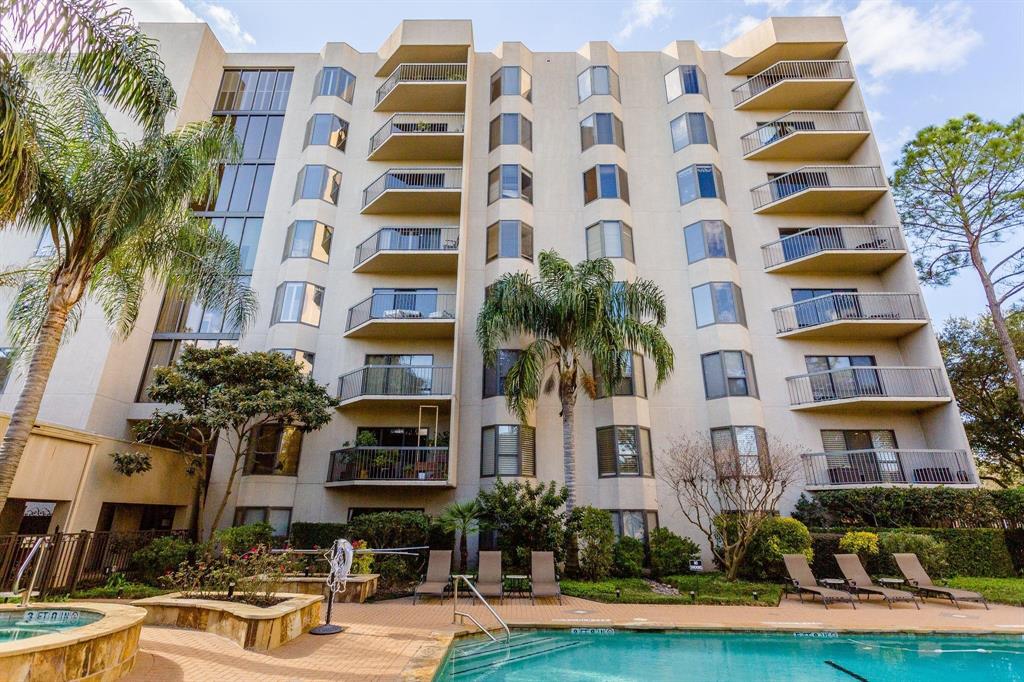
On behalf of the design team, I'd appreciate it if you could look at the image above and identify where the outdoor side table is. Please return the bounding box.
[504,574,530,600]
[819,578,847,591]
[877,578,905,588]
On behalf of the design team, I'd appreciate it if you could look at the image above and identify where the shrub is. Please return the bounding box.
[648,528,699,579]
[349,539,373,575]
[347,512,433,590]
[741,517,812,581]
[214,523,273,556]
[838,531,879,562]
[476,480,572,572]
[576,507,615,581]
[923,527,1015,577]
[792,487,1020,528]
[879,531,948,577]
[612,536,645,578]
[808,533,844,579]
[130,536,196,585]
[289,522,347,549]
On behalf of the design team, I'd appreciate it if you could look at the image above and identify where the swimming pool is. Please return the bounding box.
[434,629,1024,681]
[0,608,102,641]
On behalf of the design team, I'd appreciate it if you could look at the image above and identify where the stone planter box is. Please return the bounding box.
[270,574,379,603]
[132,592,322,651]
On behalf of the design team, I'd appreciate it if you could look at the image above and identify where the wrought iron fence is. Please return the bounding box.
[338,365,453,402]
[362,167,463,207]
[354,226,460,267]
[786,366,948,406]
[732,60,853,106]
[328,447,449,482]
[369,113,466,154]
[750,165,885,210]
[773,292,925,334]
[376,63,468,104]
[802,449,976,487]
[761,225,903,269]
[741,110,868,155]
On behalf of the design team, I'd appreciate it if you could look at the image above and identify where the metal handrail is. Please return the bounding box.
[327,446,449,482]
[761,225,903,268]
[452,574,510,644]
[13,537,49,607]
[772,292,925,334]
[337,365,453,401]
[732,60,852,105]
[346,292,456,331]
[362,167,463,208]
[785,366,948,406]
[740,111,868,155]
[369,113,466,154]
[750,165,885,210]
[376,63,468,104]
[354,226,460,266]
[802,449,976,487]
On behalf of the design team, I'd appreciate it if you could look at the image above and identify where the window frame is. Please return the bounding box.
[304,113,348,151]
[684,220,735,264]
[483,349,522,398]
[244,422,303,476]
[583,164,630,204]
[487,165,533,204]
[480,424,537,477]
[272,281,325,327]
[585,220,635,261]
[215,69,292,113]
[271,348,316,375]
[594,352,647,399]
[490,66,532,102]
[669,112,717,152]
[294,164,341,204]
[701,350,758,400]
[710,425,770,478]
[0,347,12,392]
[677,163,726,205]
[488,113,533,151]
[232,506,292,537]
[580,112,625,151]
[486,220,534,262]
[578,65,621,102]
[664,65,709,102]
[596,425,654,478]
[283,220,333,262]
[314,66,356,103]
[608,509,659,544]
[691,282,746,328]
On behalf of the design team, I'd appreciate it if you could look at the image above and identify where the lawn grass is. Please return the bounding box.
[945,576,1024,606]
[560,574,782,607]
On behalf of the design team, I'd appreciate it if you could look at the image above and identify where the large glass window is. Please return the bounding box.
[486,220,533,261]
[692,282,746,327]
[578,66,620,102]
[608,510,659,544]
[664,65,708,101]
[245,423,302,476]
[594,352,647,398]
[272,282,324,326]
[702,351,758,399]
[198,163,276,213]
[711,426,768,478]
[585,221,634,261]
[294,165,341,204]
[0,348,11,392]
[228,115,284,160]
[233,507,291,537]
[489,114,533,151]
[206,217,261,272]
[583,165,629,204]
[490,66,532,102]
[596,426,654,477]
[481,425,536,477]
[272,348,315,375]
[136,338,237,401]
[215,69,292,112]
[283,221,332,262]
[684,220,734,264]
[487,165,533,204]
[314,66,356,103]
[580,113,625,151]
[304,114,348,150]
[670,112,716,152]
[677,164,726,205]
[483,350,522,398]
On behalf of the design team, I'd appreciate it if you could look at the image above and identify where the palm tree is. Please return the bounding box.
[0,69,256,512]
[476,251,674,513]
[439,500,481,573]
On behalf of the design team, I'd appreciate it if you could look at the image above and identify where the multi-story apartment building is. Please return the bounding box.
[0,16,977,547]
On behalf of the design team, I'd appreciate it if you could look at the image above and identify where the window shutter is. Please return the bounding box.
[639,428,654,476]
[617,427,640,474]
[520,223,534,260]
[583,168,597,203]
[621,223,635,262]
[596,427,617,476]
[755,427,771,477]
[520,427,536,476]
[586,225,602,259]
[711,428,739,478]
[481,427,495,476]
[489,116,501,151]
[618,167,630,204]
[486,223,499,261]
[496,425,519,475]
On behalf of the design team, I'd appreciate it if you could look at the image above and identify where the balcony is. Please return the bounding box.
[786,366,951,412]
[740,111,869,160]
[345,292,456,338]
[375,63,467,112]
[732,60,854,110]
[762,225,905,273]
[354,226,459,273]
[337,364,453,408]
[368,113,465,161]
[361,167,462,214]
[750,166,886,214]
[773,292,927,340]
[802,449,976,489]
[326,447,451,486]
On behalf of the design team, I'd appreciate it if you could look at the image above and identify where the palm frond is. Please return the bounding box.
[503,339,550,423]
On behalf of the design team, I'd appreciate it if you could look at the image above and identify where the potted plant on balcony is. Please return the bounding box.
[355,431,377,478]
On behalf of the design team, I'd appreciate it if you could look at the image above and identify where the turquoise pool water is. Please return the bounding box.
[435,629,1024,681]
[0,609,101,642]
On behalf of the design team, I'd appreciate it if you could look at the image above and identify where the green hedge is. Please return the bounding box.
[289,522,348,549]
[794,487,1023,528]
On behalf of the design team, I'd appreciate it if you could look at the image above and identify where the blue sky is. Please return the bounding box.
[121,0,1024,323]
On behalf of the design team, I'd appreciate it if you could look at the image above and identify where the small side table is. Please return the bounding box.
[504,574,530,600]
[877,577,905,588]
[819,578,847,591]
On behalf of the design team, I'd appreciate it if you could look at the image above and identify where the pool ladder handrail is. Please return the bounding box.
[13,536,51,607]
[451,574,510,645]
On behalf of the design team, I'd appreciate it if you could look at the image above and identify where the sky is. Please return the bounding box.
[118,0,1024,323]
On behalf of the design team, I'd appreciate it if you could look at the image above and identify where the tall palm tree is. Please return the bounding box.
[439,500,481,573]
[0,68,256,512]
[476,251,674,513]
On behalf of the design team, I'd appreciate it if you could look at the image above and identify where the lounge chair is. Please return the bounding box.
[413,550,452,604]
[782,554,856,609]
[893,553,989,610]
[833,554,919,609]
[475,551,504,604]
[530,551,562,604]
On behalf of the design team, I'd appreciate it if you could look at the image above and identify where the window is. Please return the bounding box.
[486,221,533,261]
[822,429,897,452]
[273,348,315,375]
[227,115,284,159]
[153,277,256,334]
[578,66,620,102]
[136,338,237,402]
[304,114,348,150]
[596,426,654,477]
[272,282,324,326]
[580,113,625,151]
[483,350,522,398]
[490,66,532,102]
[245,423,303,476]
[294,165,341,204]
[821,430,901,483]
[684,220,734,263]
[677,164,725,204]
[670,112,716,152]
[585,221,634,261]
[692,282,746,327]
[487,165,533,204]
[664,65,709,101]
[481,425,536,477]
[608,510,659,544]
[35,231,56,257]
[198,163,276,213]
[583,165,630,204]
[702,351,757,399]
[594,352,646,398]
[233,507,292,537]
[0,348,11,392]
[711,426,769,478]
[215,69,292,112]
[283,221,333,262]
[314,66,356,103]
[489,114,533,151]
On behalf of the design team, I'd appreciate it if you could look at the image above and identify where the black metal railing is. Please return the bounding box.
[376,63,468,104]
[354,226,460,267]
[346,292,456,330]
[337,365,453,402]
[732,60,853,106]
[802,449,976,487]
[750,165,885,210]
[362,167,463,207]
[786,366,948,406]
[773,292,925,334]
[741,110,868,155]
[327,447,449,482]
[761,225,903,269]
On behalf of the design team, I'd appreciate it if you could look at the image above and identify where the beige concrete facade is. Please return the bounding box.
[0,17,974,543]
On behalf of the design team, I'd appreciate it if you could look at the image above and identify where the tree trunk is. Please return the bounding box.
[560,396,577,514]
[208,451,242,541]
[458,530,467,574]
[188,470,206,542]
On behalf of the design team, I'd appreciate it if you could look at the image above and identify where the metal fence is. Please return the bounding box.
[338,365,453,402]
[362,167,463,208]
[369,113,466,154]
[786,366,948,406]
[328,447,449,483]
[740,110,868,155]
[802,449,976,487]
[354,226,460,267]
[376,63,468,104]
[750,165,885,210]
[773,292,925,334]
[761,225,903,269]
[732,60,853,106]
[346,292,456,331]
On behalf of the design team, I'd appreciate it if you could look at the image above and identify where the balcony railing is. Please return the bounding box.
[762,225,903,269]
[328,446,449,483]
[786,366,948,406]
[773,292,925,335]
[354,226,459,267]
[732,60,853,106]
[338,365,453,402]
[750,165,885,211]
[362,167,463,208]
[740,111,868,156]
[368,113,466,155]
[802,449,976,487]
[346,292,456,330]
[376,63,468,105]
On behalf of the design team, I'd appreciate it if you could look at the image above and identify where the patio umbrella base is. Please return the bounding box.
[310,624,346,635]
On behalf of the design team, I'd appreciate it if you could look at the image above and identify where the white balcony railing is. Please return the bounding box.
[376,63,468,105]
[761,225,903,269]
[354,226,459,267]
[750,165,885,210]
[740,111,868,156]
[346,292,456,331]
[368,113,466,155]
[773,292,925,335]
[732,60,853,106]
[786,366,948,406]
[362,167,463,208]
[802,449,976,487]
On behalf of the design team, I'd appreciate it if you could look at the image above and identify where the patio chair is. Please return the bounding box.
[530,551,562,605]
[782,554,856,609]
[475,551,503,604]
[833,554,919,609]
[413,550,452,604]
[893,553,988,610]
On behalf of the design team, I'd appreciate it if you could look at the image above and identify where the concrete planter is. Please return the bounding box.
[131,592,322,651]
[269,574,379,603]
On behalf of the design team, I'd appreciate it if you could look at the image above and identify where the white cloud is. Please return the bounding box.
[800,0,841,16]
[860,79,888,97]
[198,2,254,49]
[744,0,792,11]
[720,15,765,45]
[116,0,200,23]
[617,0,673,42]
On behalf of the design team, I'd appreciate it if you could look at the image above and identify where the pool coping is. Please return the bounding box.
[0,602,145,657]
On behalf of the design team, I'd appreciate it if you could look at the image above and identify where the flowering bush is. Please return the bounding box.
[350,540,374,575]
[160,544,288,607]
